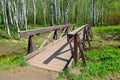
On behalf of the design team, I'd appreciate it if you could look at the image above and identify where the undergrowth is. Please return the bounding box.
[93,25,120,41]
[0,54,28,71]
[58,25,120,80]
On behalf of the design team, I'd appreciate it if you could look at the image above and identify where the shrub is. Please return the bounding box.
[107,12,120,25]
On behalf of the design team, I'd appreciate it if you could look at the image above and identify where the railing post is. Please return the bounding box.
[88,25,93,41]
[78,36,86,65]
[86,27,91,49]
[53,30,58,40]
[28,35,35,53]
[82,28,86,49]
[74,34,78,64]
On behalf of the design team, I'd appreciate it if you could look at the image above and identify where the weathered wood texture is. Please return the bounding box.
[67,24,93,64]
[19,23,75,53]
[18,24,75,38]
[19,24,92,71]
[26,37,72,72]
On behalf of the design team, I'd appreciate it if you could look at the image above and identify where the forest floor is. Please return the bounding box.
[0,25,59,80]
[0,25,120,80]
[0,66,58,80]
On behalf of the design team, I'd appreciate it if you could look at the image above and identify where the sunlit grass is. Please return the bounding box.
[58,25,120,80]
[93,26,120,41]
[0,54,28,71]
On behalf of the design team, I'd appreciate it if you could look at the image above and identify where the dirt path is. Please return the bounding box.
[0,66,58,80]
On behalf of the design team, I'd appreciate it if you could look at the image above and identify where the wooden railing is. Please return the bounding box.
[67,24,93,64]
[18,24,75,53]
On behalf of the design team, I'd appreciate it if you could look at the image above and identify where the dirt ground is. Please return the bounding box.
[0,66,58,80]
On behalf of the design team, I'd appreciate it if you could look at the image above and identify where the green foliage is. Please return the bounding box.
[93,26,120,41]
[107,12,120,25]
[19,60,28,66]
[58,45,120,80]
[0,54,28,70]
[58,25,120,80]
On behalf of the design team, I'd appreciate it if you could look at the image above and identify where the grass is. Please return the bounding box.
[0,24,59,71]
[0,54,28,71]
[58,25,120,80]
[92,25,120,41]
[0,25,45,71]
[0,24,120,79]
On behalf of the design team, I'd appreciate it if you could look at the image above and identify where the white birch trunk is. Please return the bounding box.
[50,0,54,26]
[57,0,61,25]
[21,0,28,30]
[64,0,69,24]
[41,0,47,27]
[33,0,36,26]
[8,1,13,25]
[1,0,11,37]
[13,1,20,32]
[53,0,57,25]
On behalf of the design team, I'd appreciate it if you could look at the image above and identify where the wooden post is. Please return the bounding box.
[53,30,58,40]
[28,35,35,53]
[88,25,93,41]
[82,28,86,49]
[86,27,91,49]
[78,36,86,64]
[74,34,78,64]
[80,47,86,64]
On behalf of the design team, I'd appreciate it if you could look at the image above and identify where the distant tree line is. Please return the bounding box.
[0,0,120,37]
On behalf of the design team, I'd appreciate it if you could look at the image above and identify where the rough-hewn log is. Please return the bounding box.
[28,35,35,53]
[74,34,78,64]
[67,24,92,64]
[68,24,89,36]
[19,24,73,38]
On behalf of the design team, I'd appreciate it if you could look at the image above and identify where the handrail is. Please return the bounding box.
[18,24,74,38]
[67,24,92,64]
[19,23,75,53]
[68,24,89,36]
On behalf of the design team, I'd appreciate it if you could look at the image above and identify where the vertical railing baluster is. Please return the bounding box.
[74,33,78,64]
[86,27,91,49]
[53,30,58,40]
[28,35,35,53]
[78,36,86,64]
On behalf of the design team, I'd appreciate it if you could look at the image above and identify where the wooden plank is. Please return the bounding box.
[19,24,74,38]
[68,24,89,36]
[26,37,72,72]
[25,36,67,61]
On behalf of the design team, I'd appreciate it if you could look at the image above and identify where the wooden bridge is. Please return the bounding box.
[19,24,92,72]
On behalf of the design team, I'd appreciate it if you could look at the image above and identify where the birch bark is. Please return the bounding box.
[33,0,36,26]
[1,0,11,37]
[64,0,69,24]
[50,0,54,26]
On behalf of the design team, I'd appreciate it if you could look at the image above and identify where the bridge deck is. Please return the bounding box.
[26,37,72,72]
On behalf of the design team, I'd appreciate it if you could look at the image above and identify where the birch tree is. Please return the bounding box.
[50,0,54,26]
[21,0,28,30]
[1,0,11,37]
[53,0,57,25]
[57,0,61,25]
[33,0,36,26]
[64,0,69,24]
[41,0,47,27]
